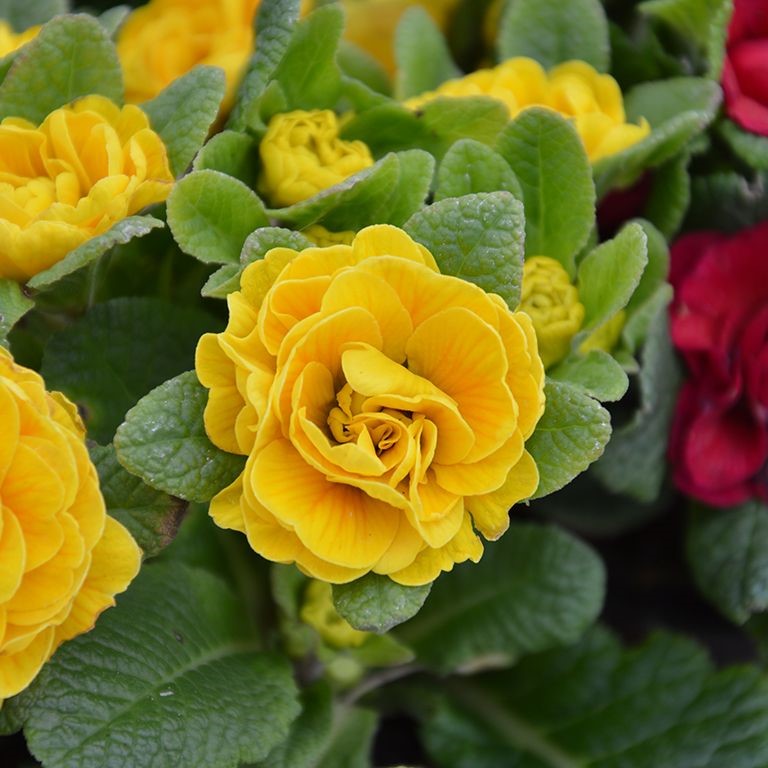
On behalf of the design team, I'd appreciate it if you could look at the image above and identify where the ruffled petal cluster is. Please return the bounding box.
[0,21,39,57]
[0,95,174,281]
[520,256,585,368]
[196,225,545,585]
[407,57,650,162]
[0,349,141,701]
[258,110,374,208]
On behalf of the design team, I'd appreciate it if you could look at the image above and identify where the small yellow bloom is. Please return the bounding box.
[196,224,545,586]
[0,21,39,57]
[116,0,259,108]
[0,349,141,702]
[520,256,585,369]
[258,110,374,208]
[580,310,626,355]
[0,95,174,282]
[302,224,356,247]
[407,57,650,162]
[300,580,368,648]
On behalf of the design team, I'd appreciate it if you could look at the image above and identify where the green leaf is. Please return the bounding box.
[381,148,435,226]
[89,442,185,558]
[688,502,768,625]
[227,0,301,131]
[26,214,164,290]
[253,683,334,768]
[270,4,343,111]
[498,0,609,71]
[404,191,525,309]
[577,222,648,332]
[526,379,611,499]
[549,350,629,402]
[97,6,130,37]
[396,523,604,673]
[201,264,242,299]
[625,219,670,315]
[643,154,691,239]
[593,78,721,196]
[0,0,68,29]
[395,6,460,100]
[114,371,245,503]
[338,41,391,97]
[315,707,378,768]
[142,66,226,177]
[422,626,768,768]
[41,297,217,444]
[332,574,432,634]
[8,563,300,768]
[719,118,768,171]
[0,278,33,347]
[167,170,269,265]
[594,300,681,502]
[686,171,768,233]
[497,108,595,276]
[193,129,259,187]
[435,139,522,202]
[0,14,122,122]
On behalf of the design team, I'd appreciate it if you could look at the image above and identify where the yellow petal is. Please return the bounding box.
[0,382,19,482]
[2,441,67,521]
[209,473,247,533]
[0,507,25,603]
[351,224,438,270]
[0,626,54,700]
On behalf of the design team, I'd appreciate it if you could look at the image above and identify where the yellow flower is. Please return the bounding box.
[0,21,39,57]
[116,0,259,107]
[302,225,356,247]
[520,256,585,369]
[258,110,374,208]
[0,349,141,702]
[336,0,461,76]
[196,225,545,586]
[0,95,174,282]
[300,580,368,648]
[406,57,650,162]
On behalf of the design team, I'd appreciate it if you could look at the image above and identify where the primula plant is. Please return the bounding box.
[2,0,768,766]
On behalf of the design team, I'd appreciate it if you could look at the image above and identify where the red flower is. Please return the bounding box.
[669,221,768,505]
[722,0,768,135]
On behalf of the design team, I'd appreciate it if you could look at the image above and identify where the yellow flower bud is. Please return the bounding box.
[406,57,649,162]
[300,580,368,648]
[302,224,356,247]
[520,256,585,369]
[0,95,174,281]
[0,20,39,57]
[579,310,626,355]
[258,110,374,208]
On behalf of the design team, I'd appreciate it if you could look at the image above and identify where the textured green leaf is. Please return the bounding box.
[270,4,343,110]
[227,0,301,131]
[644,153,691,239]
[97,6,130,37]
[422,626,768,768]
[0,14,122,122]
[688,502,768,625]
[594,300,680,502]
[526,379,611,499]
[142,66,226,177]
[497,108,595,276]
[337,41,391,97]
[395,5,460,99]
[193,129,259,187]
[381,148,435,226]
[26,215,164,290]
[396,523,604,673]
[114,371,245,503]
[89,443,186,558]
[315,707,377,768]
[167,170,269,264]
[686,171,768,233]
[0,278,33,347]
[9,563,300,768]
[435,139,522,202]
[333,574,432,634]
[404,191,525,309]
[549,350,629,403]
[625,219,670,315]
[253,683,334,768]
[41,297,218,444]
[0,0,67,29]
[498,0,609,71]
[719,119,768,171]
[201,265,242,299]
[577,222,648,332]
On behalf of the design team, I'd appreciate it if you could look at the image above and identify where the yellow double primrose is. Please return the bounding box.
[0,349,141,702]
[0,95,174,282]
[259,110,375,208]
[407,57,650,162]
[196,225,545,586]
[0,21,39,57]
